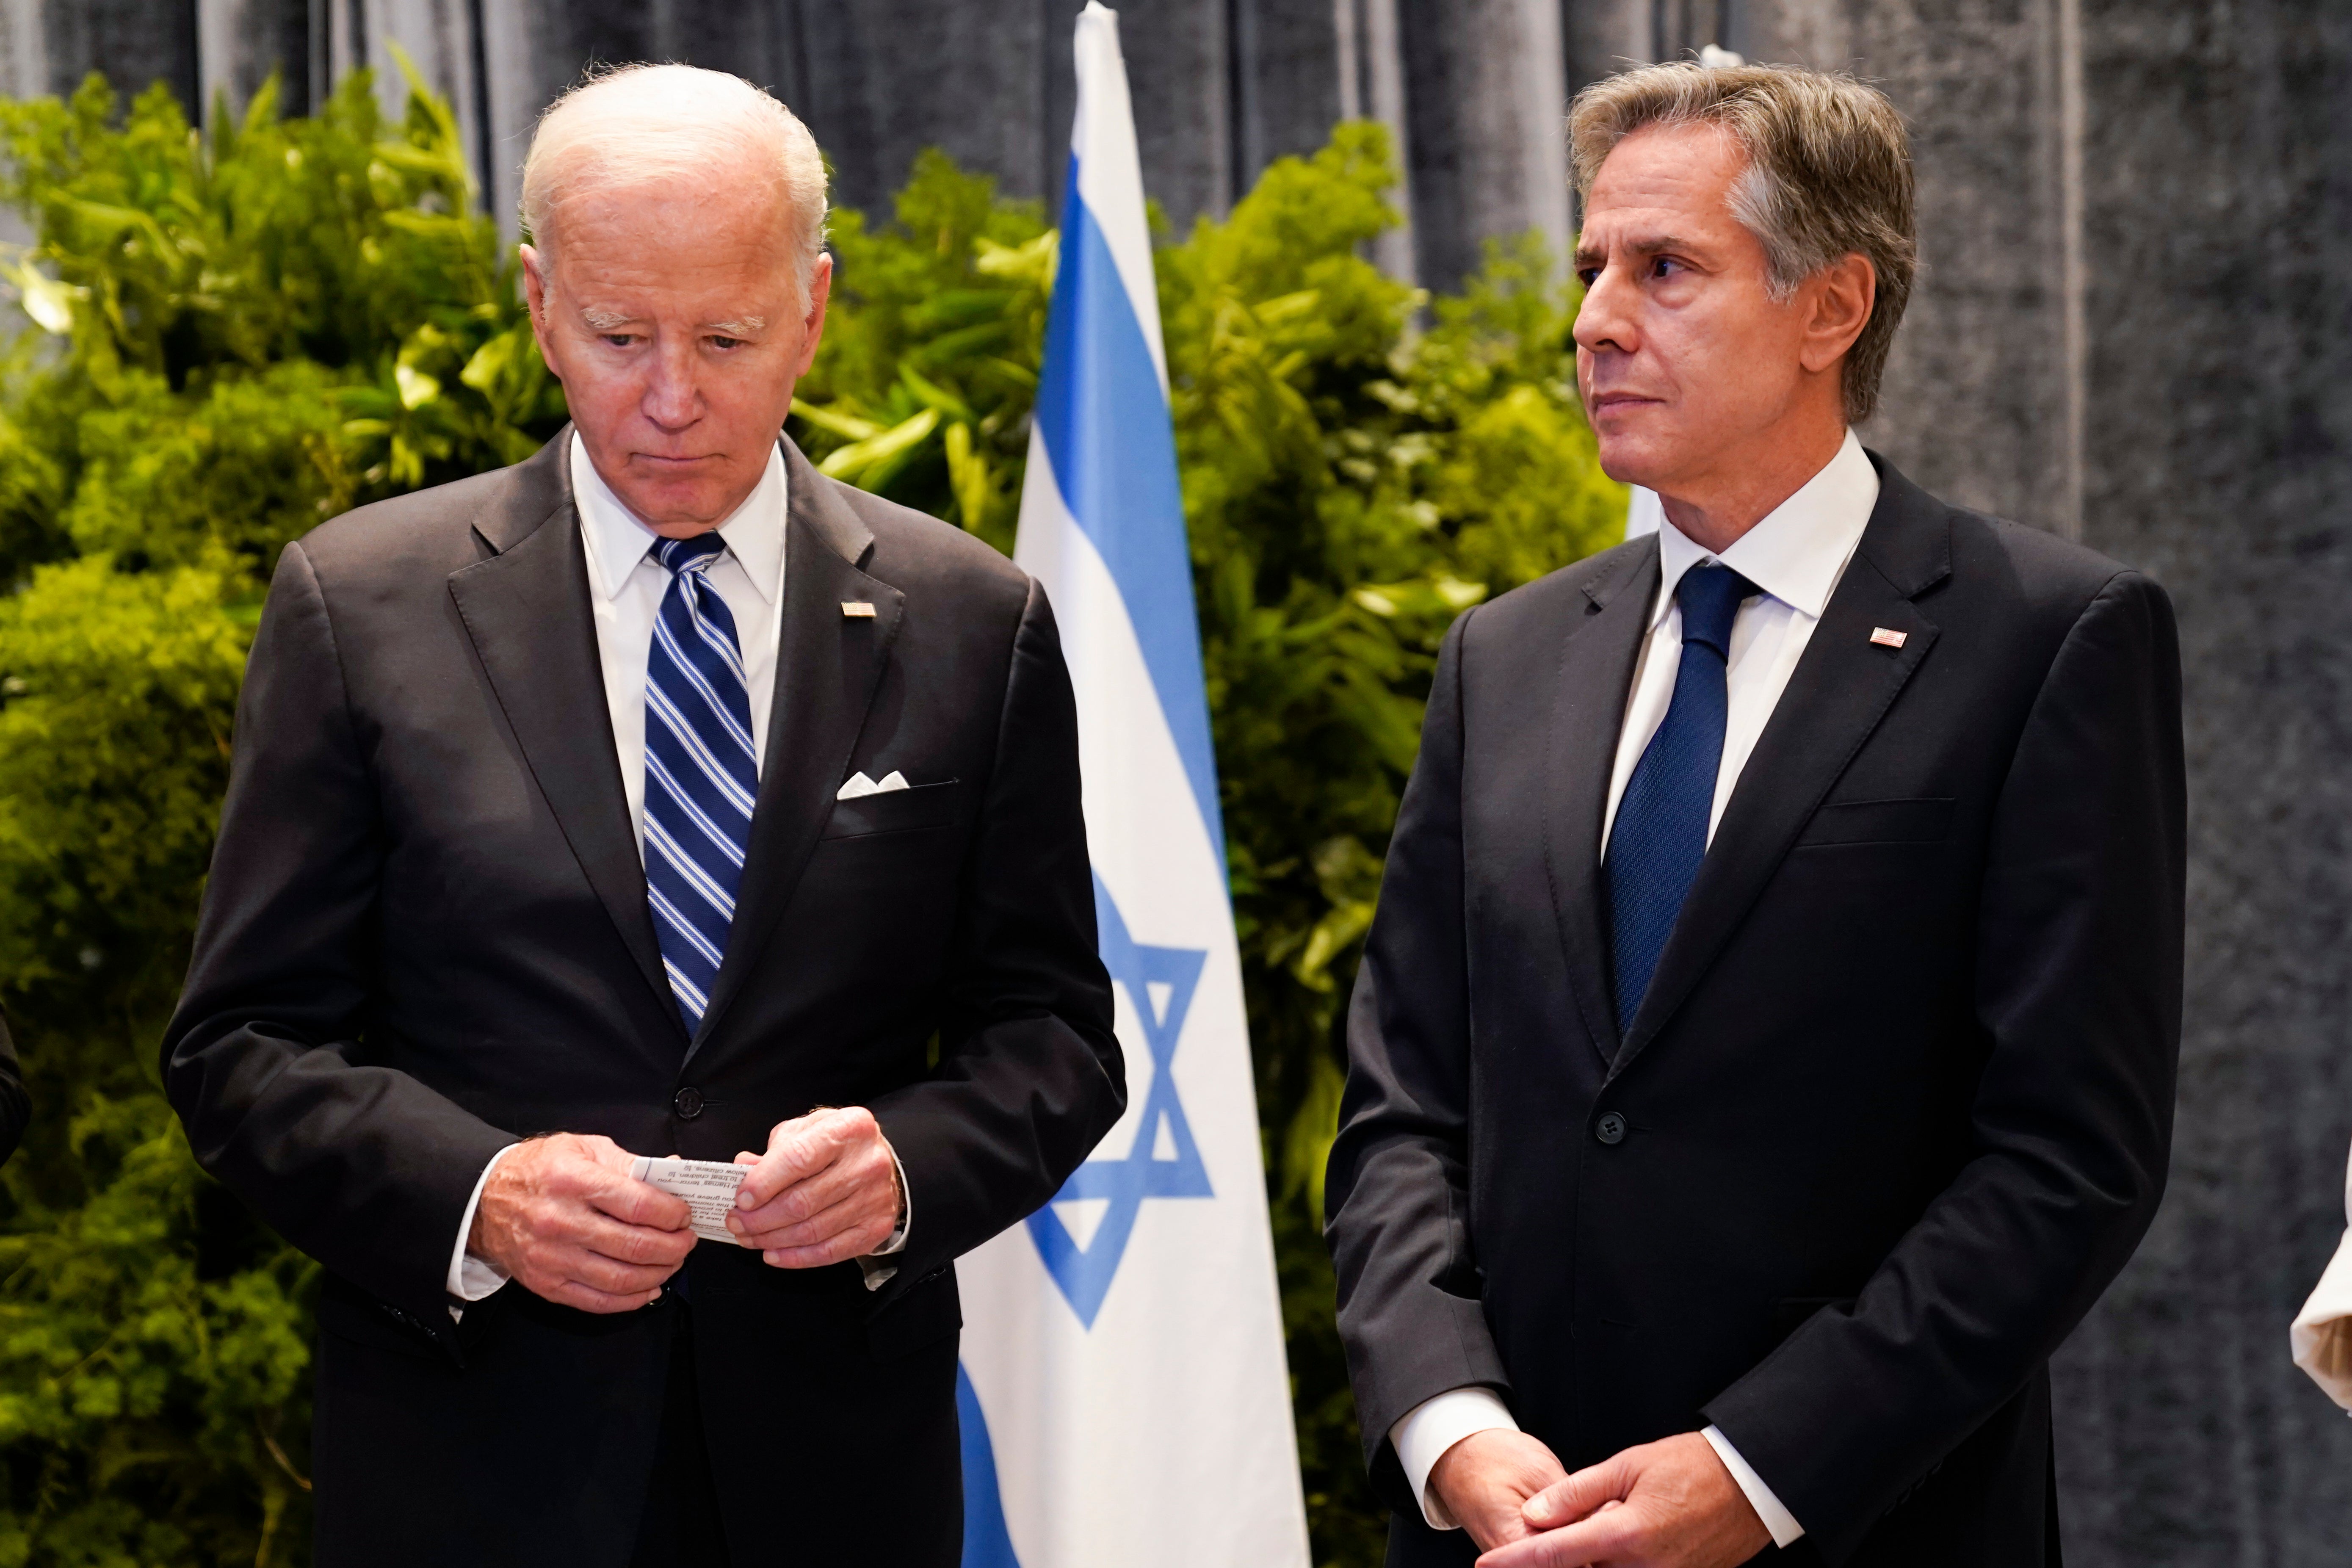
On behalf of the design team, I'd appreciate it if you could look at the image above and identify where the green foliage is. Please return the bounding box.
[0,67,1621,1566]
[0,61,562,593]
[0,1095,312,1568]
[790,147,1054,551]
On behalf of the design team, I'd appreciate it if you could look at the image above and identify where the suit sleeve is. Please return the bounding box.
[1324,610,1512,1514]
[1703,570,2186,1560]
[866,575,1124,1290]
[161,542,512,1326]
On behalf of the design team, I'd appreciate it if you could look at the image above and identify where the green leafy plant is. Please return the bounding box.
[0,68,1621,1567]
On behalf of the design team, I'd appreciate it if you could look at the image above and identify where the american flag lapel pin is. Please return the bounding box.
[1869,626,1907,649]
[841,600,877,619]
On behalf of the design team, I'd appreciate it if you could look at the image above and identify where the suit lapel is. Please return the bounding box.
[1543,539,1661,1066]
[686,441,904,1062]
[446,429,680,1035]
[1611,462,1952,1079]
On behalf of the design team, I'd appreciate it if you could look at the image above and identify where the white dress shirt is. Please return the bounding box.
[444,434,904,1306]
[1390,430,1880,1545]
[575,434,789,849]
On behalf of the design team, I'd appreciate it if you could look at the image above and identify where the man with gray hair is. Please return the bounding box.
[1328,62,2182,1567]
[163,64,1122,1566]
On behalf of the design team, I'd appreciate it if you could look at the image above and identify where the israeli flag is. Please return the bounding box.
[951,6,1310,1566]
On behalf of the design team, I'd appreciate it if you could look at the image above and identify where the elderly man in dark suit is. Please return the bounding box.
[162,64,1120,1567]
[1327,63,2183,1568]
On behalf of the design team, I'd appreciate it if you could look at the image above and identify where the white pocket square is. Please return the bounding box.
[836,769,910,801]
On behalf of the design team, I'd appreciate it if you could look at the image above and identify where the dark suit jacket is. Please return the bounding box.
[162,431,1123,1566]
[1327,458,2183,1567]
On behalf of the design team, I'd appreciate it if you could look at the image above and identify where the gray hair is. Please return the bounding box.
[1569,62,1916,424]
[520,64,829,310]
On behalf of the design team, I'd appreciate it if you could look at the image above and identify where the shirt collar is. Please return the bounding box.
[571,431,789,606]
[1650,428,1880,629]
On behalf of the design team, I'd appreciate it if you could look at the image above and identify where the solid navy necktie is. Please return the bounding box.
[642,533,760,1034]
[1604,562,1757,1037]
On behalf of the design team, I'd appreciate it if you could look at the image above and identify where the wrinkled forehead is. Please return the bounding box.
[537,213,804,339]
[538,155,790,249]
[538,187,803,310]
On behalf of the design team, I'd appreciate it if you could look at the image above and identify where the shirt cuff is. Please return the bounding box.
[1701,1425,1805,1547]
[1389,1386,1520,1531]
[856,1142,912,1291]
[446,1143,520,1303]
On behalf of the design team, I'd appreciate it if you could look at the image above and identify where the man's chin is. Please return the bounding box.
[613,471,744,535]
[1593,431,1672,492]
[623,495,730,536]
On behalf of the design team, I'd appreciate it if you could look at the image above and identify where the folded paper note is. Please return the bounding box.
[629,1155,749,1244]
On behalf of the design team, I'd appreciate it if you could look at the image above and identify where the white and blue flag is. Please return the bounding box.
[952,6,1310,1566]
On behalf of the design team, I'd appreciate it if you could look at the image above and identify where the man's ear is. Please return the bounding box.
[520,244,559,376]
[1798,252,1877,375]
[793,253,835,380]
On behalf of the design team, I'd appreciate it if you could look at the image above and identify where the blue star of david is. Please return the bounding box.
[1025,871,1215,1327]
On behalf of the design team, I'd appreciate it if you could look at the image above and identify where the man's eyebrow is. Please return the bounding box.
[1573,232,1703,268]
[573,309,768,335]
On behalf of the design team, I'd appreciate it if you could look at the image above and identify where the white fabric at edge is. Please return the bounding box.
[2292,1142,2352,1411]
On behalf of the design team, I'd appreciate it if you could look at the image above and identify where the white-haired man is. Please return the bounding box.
[163,65,1122,1566]
[1327,63,2184,1567]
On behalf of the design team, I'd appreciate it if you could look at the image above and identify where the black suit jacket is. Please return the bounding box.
[162,431,1122,1566]
[1327,458,2183,1567]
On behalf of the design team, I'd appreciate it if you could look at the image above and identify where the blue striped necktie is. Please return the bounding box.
[1604,562,1757,1037]
[643,533,759,1033]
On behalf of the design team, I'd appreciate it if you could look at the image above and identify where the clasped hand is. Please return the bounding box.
[1432,1429,1771,1568]
[722,1105,904,1265]
[469,1109,904,1314]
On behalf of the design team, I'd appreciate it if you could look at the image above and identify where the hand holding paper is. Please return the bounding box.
[470,1132,695,1312]
[725,1106,904,1267]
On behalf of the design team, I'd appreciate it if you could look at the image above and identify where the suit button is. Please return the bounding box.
[674,1087,704,1120]
[1595,1112,1628,1146]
